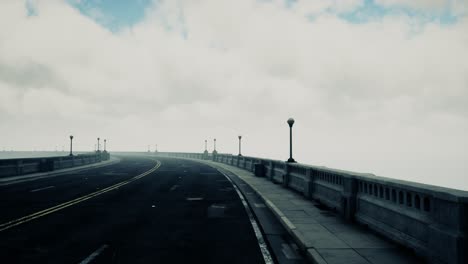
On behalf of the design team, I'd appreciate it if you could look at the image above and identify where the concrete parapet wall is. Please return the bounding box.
[155,151,468,264]
[0,152,110,178]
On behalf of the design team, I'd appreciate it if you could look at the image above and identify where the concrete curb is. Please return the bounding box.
[183,158,328,264]
[0,157,121,186]
[237,174,327,264]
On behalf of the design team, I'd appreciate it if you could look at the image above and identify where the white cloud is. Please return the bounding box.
[0,0,467,190]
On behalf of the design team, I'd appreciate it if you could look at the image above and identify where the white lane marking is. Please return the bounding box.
[218,170,274,264]
[30,186,55,193]
[169,185,179,191]
[79,244,108,264]
[186,197,204,201]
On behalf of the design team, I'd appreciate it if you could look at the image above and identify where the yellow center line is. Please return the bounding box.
[0,159,161,232]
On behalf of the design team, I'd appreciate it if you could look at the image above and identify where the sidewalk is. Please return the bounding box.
[197,159,423,264]
[0,157,120,185]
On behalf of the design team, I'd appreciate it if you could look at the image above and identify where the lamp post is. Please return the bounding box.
[287,118,296,163]
[213,138,218,157]
[238,135,242,156]
[104,139,107,152]
[203,139,208,159]
[97,138,100,152]
[69,135,74,156]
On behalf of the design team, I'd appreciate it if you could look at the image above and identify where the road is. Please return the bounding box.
[0,156,306,264]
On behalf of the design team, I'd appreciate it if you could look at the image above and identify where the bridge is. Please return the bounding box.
[0,150,466,264]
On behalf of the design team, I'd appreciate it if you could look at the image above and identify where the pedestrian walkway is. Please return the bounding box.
[197,159,424,264]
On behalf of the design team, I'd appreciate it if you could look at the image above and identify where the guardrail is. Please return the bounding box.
[0,152,111,178]
[155,151,468,264]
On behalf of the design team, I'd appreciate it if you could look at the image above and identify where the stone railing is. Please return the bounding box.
[0,151,111,178]
[155,151,468,264]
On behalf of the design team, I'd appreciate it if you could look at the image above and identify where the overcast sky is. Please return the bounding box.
[0,0,467,190]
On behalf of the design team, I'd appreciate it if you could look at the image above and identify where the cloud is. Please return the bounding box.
[375,0,468,16]
[375,0,449,10]
[290,0,366,15]
[0,0,467,189]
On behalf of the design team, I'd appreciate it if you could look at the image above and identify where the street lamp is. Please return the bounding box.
[203,139,209,157]
[287,118,296,163]
[213,138,218,156]
[238,135,242,156]
[104,139,107,152]
[69,135,74,156]
[97,138,100,152]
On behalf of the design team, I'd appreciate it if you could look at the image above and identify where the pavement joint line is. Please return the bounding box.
[79,244,109,264]
[217,169,274,264]
[0,159,161,233]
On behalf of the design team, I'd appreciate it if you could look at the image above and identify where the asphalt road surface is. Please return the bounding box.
[0,156,307,264]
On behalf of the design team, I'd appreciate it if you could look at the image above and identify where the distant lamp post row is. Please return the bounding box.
[200,118,296,163]
[202,136,243,156]
[96,137,107,152]
[68,136,108,157]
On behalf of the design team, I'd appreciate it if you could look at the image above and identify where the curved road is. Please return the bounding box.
[0,156,306,264]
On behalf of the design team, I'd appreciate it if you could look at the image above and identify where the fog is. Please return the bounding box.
[0,0,467,190]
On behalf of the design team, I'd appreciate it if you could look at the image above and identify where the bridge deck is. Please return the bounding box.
[197,159,424,264]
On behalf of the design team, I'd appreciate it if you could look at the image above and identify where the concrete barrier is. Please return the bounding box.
[0,152,110,178]
[155,151,468,264]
